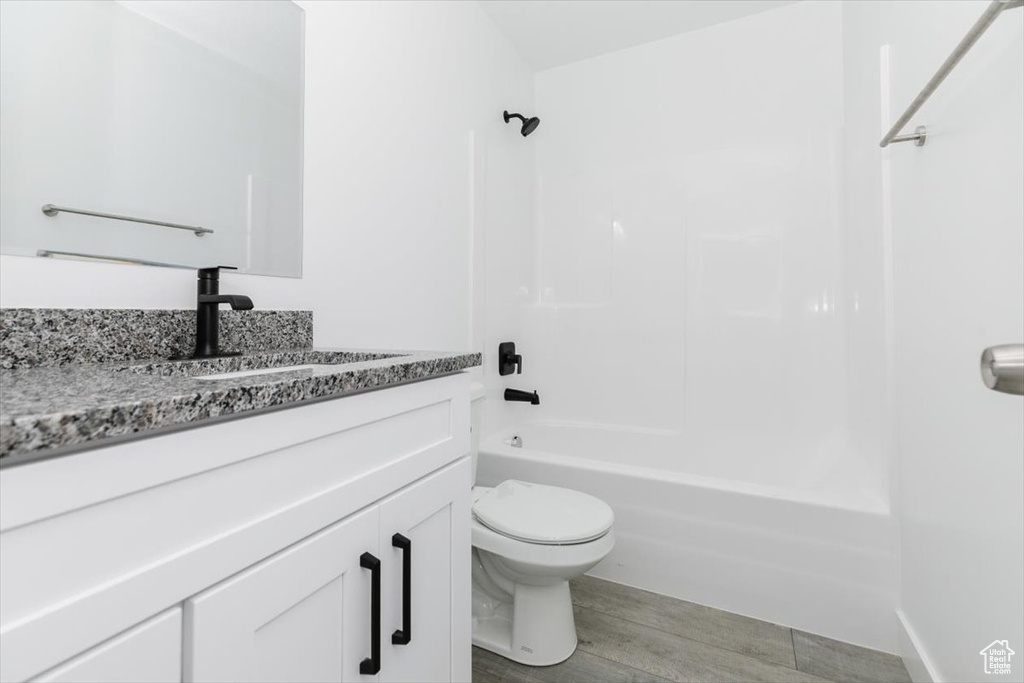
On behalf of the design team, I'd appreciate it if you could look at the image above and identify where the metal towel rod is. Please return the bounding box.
[880,0,1023,148]
[36,249,185,268]
[41,203,213,236]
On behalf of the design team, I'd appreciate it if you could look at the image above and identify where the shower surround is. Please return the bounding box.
[478,0,898,652]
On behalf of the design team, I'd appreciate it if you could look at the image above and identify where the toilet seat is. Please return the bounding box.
[473,480,614,545]
[472,515,615,569]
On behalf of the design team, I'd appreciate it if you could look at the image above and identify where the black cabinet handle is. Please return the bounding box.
[391,533,412,645]
[360,552,381,675]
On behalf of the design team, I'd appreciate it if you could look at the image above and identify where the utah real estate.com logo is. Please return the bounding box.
[980,640,1014,675]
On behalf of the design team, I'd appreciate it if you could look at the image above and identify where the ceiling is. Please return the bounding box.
[479,0,799,72]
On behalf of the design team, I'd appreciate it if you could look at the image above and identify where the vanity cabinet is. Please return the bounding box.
[186,507,377,682]
[0,374,471,683]
[186,463,467,683]
[377,460,467,683]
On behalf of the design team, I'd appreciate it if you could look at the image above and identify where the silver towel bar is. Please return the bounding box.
[880,0,1023,148]
[36,249,185,268]
[41,203,213,236]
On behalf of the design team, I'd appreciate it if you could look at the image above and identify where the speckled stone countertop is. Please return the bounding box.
[1,308,314,369]
[0,348,481,465]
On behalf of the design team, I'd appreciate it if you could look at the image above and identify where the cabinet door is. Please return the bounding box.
[185,507,379,683]
[379,458,471,683]
[31,608,182,683]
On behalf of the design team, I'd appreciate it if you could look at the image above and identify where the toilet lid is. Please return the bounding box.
[472,480,614,545]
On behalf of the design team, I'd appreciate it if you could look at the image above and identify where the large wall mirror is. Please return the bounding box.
[0,0,304,277]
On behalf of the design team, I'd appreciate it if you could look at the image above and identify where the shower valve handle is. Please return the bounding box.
[498,342,523,376]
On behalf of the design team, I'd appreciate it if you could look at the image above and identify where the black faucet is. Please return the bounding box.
[504,388,540,405]
[193,266,254,358]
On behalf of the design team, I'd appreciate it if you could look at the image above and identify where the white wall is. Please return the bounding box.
[0,0,534,352]
[872,2,1023,681]
[500,2,887,502]
[840,1,896,520]
[475,122,538,433]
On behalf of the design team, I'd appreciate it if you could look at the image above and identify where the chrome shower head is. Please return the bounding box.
[503,110,540,137]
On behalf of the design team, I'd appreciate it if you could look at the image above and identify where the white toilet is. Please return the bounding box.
[468,386,615,666]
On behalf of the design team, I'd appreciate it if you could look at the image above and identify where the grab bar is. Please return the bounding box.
[41,203,213,236]
[880,0,1023,148]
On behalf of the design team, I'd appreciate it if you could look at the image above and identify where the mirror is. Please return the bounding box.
[0,0,303,277]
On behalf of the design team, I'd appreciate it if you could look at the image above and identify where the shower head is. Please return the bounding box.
[503,110,540,137]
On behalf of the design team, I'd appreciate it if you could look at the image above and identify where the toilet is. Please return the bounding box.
[468,385,615,666]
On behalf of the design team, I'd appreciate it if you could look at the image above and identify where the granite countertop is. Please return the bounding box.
[0,348,481,465]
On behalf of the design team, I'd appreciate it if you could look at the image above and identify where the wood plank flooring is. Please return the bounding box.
[472,576,911,683]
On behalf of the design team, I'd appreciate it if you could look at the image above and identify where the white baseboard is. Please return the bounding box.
[897,610,940,683]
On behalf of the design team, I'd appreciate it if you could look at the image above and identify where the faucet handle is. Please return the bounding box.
[498,341,523,376]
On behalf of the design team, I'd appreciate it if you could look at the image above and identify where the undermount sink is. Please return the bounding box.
[121,350,406,378]
[195,364,320,381]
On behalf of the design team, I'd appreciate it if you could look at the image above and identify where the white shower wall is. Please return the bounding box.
[874,2,1024,681]
[492,1,889,507]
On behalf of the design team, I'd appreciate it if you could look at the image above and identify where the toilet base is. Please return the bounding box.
[472,579,578,666]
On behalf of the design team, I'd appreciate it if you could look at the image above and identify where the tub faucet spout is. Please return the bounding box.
[504,388,540,405]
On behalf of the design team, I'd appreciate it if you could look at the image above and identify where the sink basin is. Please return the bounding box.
[120,350,406,378]
[195,364,319,381]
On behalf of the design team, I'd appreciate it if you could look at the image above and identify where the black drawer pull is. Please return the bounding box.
[360,552,381,675]
[392,533,412,645]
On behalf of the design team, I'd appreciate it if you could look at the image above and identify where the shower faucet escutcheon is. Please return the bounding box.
[498,341,522,376]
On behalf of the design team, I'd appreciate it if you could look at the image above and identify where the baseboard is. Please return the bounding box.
[897,610,940,683]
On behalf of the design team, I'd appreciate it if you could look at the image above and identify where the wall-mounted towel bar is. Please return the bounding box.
[880,0,1023,148]
[41,203,213,236]
[36,249,184,268]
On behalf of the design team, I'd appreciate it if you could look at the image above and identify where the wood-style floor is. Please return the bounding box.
[472,576,912,683]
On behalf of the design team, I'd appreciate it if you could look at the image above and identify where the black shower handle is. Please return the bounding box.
[359,552,381,675]
[392,533,412,645]
[498,341,523,376]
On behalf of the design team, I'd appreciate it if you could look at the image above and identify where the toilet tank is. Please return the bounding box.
[469,382,486,484]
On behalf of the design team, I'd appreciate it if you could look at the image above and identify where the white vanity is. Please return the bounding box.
[0,373,472,683]
[0,1,473,679]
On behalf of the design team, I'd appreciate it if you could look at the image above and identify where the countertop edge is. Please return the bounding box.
[0,350,481,465]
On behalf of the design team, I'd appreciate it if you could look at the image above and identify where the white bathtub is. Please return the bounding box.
[477,420,898,651]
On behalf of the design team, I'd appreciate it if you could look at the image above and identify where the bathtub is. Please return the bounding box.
[476,420,898,651]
